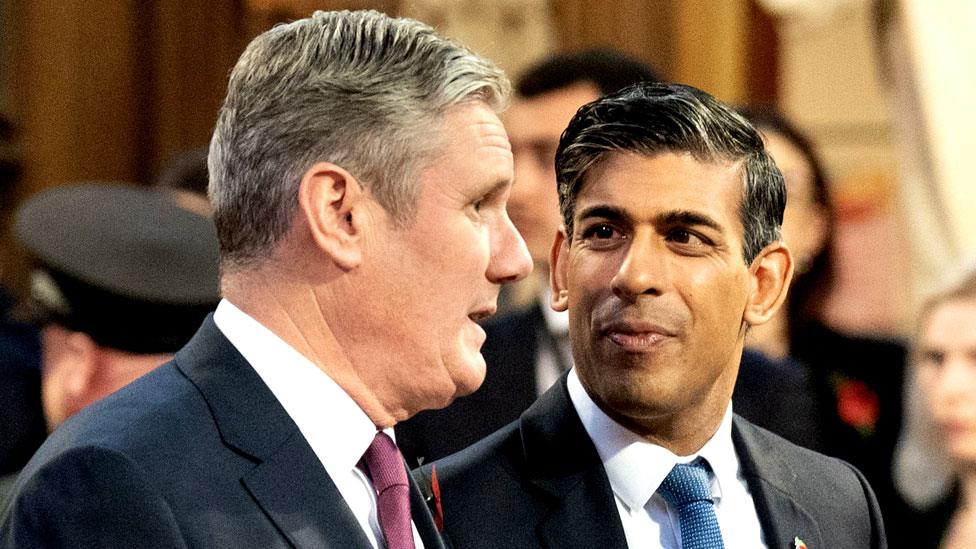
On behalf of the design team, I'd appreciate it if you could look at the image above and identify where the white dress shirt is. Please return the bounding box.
[214,299,425,549]
[567,368,766,548]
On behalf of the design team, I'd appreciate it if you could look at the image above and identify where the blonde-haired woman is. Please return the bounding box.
[896,270,976,547]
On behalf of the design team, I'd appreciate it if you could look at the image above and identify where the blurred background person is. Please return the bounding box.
[153,145,211,215]
[0,182,220,507]
[154,145,209,197]
[892,270,976,548]
[0,115,45,483]
[738,107,907,521]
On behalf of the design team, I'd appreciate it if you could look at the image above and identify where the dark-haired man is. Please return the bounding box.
[397,49,823,467]
[425,82,886,548]
[505,48,659,283]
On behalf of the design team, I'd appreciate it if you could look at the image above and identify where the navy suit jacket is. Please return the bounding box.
[0,317,445,549]
[397,304,825,467]
[422,376,886,549]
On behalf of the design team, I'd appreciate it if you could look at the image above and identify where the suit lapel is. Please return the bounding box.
[242,431,372,548]
[733,417,824,549]
[521,377,629,549]
[174,317,371,548]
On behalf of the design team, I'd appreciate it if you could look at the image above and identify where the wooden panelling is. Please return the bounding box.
[10,0,245,191]
[149,0,245,179]
[673,0,750,103]
[744,0,778,106]
[4,0,246,291]
[550,0,675,78]
[13,1,142,193]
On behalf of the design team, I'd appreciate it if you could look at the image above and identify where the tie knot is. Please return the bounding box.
[657,460,713,508]
[361,432,408,493]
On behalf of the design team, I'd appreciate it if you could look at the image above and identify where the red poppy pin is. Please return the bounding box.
[430,465,444,531]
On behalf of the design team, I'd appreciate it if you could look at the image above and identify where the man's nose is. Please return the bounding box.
[610,231,666,300]
[487,211,533,284]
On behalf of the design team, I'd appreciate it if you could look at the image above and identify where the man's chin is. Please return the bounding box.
[415,349,487,412]
[449,351,487,399]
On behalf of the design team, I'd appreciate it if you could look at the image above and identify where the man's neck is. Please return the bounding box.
[221,270,400,428]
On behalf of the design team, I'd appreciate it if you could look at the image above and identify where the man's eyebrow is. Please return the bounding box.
[660,210,723,233]
[576,205,628,223]
[576,206,723,233]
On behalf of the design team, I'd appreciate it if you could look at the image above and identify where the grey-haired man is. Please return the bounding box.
[1,10,530,548]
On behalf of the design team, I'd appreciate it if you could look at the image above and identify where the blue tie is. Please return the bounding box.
[657,460,725,549]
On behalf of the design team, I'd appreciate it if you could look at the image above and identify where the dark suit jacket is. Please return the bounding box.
[397,304,825,466]
[0,286,45,476]
[422,376,886,549]
[0,317,445,549]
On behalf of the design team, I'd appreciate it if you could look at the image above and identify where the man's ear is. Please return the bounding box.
[744,241,794,327]
[62,331,103,417]
[298,162,365,271]
[41,327,99,420]
[550,227,570,312]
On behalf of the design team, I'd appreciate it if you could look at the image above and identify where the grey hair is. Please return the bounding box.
[554,82,785,263]
[208,10,510,270]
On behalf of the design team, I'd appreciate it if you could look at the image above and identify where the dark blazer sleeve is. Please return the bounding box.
[1,446,187,548]
[734,417,888,549]
[848,459,887,549]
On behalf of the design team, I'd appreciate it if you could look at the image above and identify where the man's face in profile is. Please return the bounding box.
[505,83,600,266]
[551,151,753,446]
[350,101,532,418]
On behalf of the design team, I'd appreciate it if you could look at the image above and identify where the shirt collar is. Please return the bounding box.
[566,367,738,513]
[213,299,379,473]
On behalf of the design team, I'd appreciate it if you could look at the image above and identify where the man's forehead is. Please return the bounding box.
[435,101,513,157]
[573,151,744,223]
[418,101,514,192]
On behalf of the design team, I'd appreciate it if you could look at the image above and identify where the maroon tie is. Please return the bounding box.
[360,432,416,549]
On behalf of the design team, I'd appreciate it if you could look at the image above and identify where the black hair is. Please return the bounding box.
[555,82,785,263]
[516,47,660,99]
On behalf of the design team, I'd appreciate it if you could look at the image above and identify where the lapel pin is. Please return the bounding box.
[794,536,808,549]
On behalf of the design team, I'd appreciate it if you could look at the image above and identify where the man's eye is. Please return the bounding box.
[472,198,484,212]
[667,229,705,246]
[581,224,617,239]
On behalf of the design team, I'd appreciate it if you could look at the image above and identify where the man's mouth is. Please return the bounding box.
[608,331,668,348]
[599,319,676,351]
